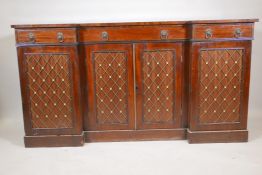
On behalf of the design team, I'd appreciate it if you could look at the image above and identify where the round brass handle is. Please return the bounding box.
[57,32,64,43]
[205,29,213,39]
[101,31,108,40]
[234,28,242,38]
[160,30,168,39]
[28,32,35,43]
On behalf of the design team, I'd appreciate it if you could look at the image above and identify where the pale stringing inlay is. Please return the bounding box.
[199,49,243,124]
[142,50,175,123]
[94,52,128,124]
[25,54,73,128]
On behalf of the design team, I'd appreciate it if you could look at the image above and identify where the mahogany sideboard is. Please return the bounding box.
[11,19,259,147]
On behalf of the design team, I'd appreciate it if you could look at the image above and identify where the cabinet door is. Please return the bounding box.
[85,44,135,130]
[17,46,82,136]
[189,41,251,131]
[135,43,183,129]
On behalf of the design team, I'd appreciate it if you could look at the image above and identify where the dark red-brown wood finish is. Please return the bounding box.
[12,19,258,147]
[135,43,183,130]
[84,44,135,131]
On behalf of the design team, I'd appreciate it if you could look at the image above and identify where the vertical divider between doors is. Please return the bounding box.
[133,43,137,130]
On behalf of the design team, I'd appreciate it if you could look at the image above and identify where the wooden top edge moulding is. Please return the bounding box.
[11,19,259,28]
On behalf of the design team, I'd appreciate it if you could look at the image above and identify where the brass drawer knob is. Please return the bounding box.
[234,28,242,38]
[205,29,213,39]
[57,32,64,43]
[160,30,168,39]
[101,31,108,40]
[28,32,35,43]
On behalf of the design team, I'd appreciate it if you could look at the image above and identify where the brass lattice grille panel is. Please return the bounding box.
[94,52,128,124]
[199,49,243,124]
[142,50,175,123]
[25,53,73,129]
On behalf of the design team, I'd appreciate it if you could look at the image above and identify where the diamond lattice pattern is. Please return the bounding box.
[25,54,73,128]
[199,49,243,123]
[142,50,175,123]
[94,52,128,124]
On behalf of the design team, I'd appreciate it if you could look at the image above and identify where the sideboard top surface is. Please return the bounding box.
[11,19,259,29]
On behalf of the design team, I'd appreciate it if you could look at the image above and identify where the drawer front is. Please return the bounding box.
[79,25,187,42]
[192,23,254,40]
[16,28,77,44]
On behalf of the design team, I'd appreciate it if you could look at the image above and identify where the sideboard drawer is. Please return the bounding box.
[16,28,77,44]
[192,23,254,40]
[79,25,187,42]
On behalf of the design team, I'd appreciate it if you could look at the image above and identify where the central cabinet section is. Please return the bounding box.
[85,43,183,131]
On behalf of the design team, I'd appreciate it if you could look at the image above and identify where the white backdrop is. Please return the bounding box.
[0,0,261,120]
[0,1,262,175]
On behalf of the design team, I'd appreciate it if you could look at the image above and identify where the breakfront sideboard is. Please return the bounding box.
[11,19,258,147]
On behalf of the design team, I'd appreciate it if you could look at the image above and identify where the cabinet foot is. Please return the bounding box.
[24,133,84,147]
[187,129,248,143]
